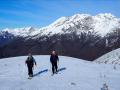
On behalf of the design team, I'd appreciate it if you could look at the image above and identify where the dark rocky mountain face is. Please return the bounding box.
[0,31,14,47]
[0,28,120,61]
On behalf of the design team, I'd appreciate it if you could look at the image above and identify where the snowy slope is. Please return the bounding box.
[0,55,120,90]
[95,48,120,65]
[1,13,120,38]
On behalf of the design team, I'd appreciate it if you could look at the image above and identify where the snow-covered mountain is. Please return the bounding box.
[0,55,119,90]
[42,13,120,36]
[2,27,38,37]
[95,48,120,65]
[0,13,120,38]
[0,13,120,60]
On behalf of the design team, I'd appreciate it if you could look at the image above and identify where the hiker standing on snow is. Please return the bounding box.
[50,50,59,75]
[25,53,37,78]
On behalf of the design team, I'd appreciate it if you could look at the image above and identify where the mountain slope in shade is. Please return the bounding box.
[0,55,120,90]
[0,13,120,38]
[95,48,120,64]
[0,31,14,46]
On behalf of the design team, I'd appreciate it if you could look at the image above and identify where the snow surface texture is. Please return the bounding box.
[95,48,120,65]
[0,55,120,90]
[1,13,120,38]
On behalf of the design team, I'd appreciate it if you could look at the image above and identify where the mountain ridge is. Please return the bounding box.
[0,13,120,60]
[1,13,120,38]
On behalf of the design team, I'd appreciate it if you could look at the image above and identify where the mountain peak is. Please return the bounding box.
[70,13,91,18]
[1,26,36,37]
[0,13,120,37]
[49,17,67,28]
[96,13,116,20]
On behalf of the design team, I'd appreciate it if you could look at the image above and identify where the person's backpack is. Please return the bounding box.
[26,56,34,67]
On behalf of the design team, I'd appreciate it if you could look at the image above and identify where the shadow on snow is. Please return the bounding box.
[58,67,66,73]
[33,67,66,77]
[33,69,48,77]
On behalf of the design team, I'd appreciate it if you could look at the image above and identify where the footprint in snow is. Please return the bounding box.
[71,82,76,86]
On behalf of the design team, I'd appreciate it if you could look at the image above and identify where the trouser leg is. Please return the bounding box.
[54,62,58,72]
[52,63,55,74]
[28,66,33,77]
[28,67,30,75]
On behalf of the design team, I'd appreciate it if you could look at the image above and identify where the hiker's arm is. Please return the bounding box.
[34,61,37,66]
[33,57,37,66]
[57,55,59,62]
[25,58,28,65]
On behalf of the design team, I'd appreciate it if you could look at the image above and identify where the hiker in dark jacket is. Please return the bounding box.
[50,51,59,75]
[25,53,37,77]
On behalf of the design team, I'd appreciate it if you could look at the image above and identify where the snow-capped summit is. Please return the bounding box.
[2,26,38,37]
[93,13,120,36]
[49,17,67,28]
[96,13,116,19]
[0,13,120,38]
[47,13,90,28]
[68,14,91,22]
[40,13,120,36]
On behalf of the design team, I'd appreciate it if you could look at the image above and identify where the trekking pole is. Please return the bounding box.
[58,61,59,68]
[22,63,25,79]
[49,62,52,73]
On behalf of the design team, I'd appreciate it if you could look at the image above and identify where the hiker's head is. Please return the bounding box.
[28,53,32,57]
[51,50,56,55]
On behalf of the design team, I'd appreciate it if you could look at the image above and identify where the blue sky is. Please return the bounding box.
[0,0,120,29]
